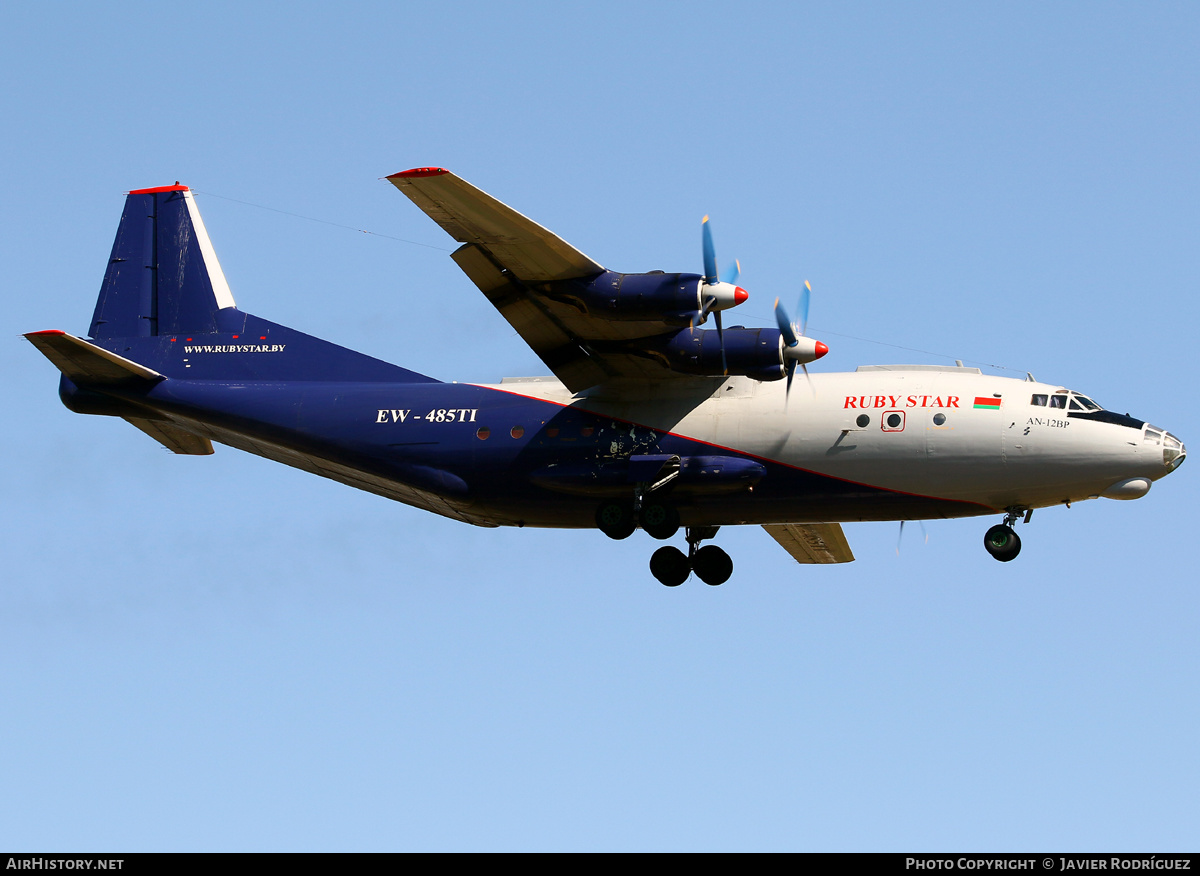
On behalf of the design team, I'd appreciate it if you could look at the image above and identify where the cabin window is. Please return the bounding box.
[510,426,524,439]
[476,426,490,440]
[933,413,947,425]
[1031,394,1047,406]
[1049,395,1067,409]
[856,414,870,428]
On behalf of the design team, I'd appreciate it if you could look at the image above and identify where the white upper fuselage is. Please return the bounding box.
[485,364,1182,516]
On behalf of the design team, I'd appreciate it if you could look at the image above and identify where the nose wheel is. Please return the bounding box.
[983,508,1030,562]
[649,526,733,586]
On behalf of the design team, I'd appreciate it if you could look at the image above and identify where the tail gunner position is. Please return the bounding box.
[26,171,1185,586]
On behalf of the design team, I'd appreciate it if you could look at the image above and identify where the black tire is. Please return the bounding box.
[650,546,690,587]
[595,500,636,540]
[983,524,1022,562]
[641,502,680,540]
[692,545,733,586]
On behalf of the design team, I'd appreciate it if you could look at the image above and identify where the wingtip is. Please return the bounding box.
[386,167,449,179]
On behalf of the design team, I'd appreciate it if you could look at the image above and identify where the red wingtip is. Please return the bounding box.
[814,341,829,360]
[128,184,189,195]
[25,329,67,337]
[387,167,449,179]
[734,286,749,304]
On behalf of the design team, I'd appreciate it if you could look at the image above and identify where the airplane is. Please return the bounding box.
[26,169,1186,586]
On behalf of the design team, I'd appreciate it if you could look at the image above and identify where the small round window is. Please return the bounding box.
[886,413,902,428]
[856,414,870,428]
[510,426,525,439]
[476,426,490,440]
[933,413,946,426]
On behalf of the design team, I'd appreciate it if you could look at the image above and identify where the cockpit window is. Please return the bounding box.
[1031,394,1047,406]
[1072,395,1101,411]
[1144,428,1162,444]
[1048,395,1067,409]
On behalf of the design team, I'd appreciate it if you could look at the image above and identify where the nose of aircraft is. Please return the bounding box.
[1164,432,1186,472]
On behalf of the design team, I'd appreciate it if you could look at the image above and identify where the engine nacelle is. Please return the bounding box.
[654,327,787,381]
[549,271,745,325]
[647,327,827,380]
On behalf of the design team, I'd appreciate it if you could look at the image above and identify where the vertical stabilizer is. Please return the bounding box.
[90,185,239,339]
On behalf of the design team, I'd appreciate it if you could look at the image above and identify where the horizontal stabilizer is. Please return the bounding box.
[387,167,603,282]
[763,523,856,564]
[123,417,214,455]
[25,330,164,385]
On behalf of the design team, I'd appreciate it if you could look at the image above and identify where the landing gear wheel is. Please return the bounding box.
[595,501,636,540]
[641,503,680,540]
[983,524,1022,562]
[650,546,691,587]
[691,545,733,586]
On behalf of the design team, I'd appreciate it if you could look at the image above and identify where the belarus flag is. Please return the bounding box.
[973,397,1002,410]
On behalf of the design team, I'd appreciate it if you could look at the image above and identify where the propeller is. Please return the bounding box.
[896,520,930,556]
[699,217,749,375]
[773,280,829,396]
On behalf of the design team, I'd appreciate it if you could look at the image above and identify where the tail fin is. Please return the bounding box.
[90,184,241,339]
[64,184,437,384]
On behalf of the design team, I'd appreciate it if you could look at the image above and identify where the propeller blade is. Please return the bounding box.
[798,280,812,337]
[774,298,798,348]
[701,216,718,285]
[715,309,728,375]
[726,259,741,287]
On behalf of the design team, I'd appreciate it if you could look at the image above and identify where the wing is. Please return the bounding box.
[387,167,603,282]
[387,168,703,393]
[763,523,856,564]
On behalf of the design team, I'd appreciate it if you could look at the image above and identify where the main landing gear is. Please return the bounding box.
[595,498,680,540]
[983,507,1031,562]
[595,500,732,586]
[650,527,733,587]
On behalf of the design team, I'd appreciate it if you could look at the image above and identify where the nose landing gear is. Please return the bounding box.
[649,526,733,587]
[984,507,1030,562]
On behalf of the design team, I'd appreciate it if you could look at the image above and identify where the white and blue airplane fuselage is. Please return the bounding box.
[26,174,1184,584]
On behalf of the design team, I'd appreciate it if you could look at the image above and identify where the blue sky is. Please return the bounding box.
[2,1,1197,851]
